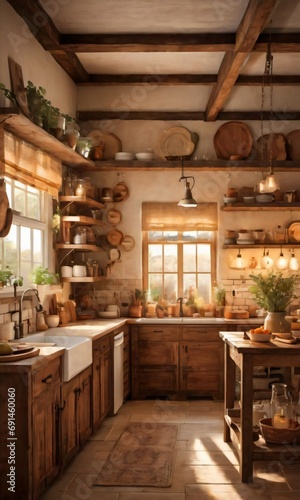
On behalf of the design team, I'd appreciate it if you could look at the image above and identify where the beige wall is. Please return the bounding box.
[0,0,76,117]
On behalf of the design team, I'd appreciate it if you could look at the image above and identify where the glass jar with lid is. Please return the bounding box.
[75,179,86,197]
[270,383,293,428]
[73,226,87,244]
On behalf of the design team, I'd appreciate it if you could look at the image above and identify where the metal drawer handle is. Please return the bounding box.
[42,374,52,384]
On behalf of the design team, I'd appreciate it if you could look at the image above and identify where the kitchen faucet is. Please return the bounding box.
[15,288,44,339]
[177,297,184,317]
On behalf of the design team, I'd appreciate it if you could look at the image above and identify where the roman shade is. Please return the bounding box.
[142,202,218,231]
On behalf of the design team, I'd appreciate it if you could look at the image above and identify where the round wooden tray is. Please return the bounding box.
[287,130,300,160]
[256,133,287,161]
[214,121,253,159]
[0,346,40,362]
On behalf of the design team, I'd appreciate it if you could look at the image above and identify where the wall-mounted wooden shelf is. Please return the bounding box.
[61,276,105,283]
[223,244,299,249]
[0,110,95,170]
[61,215,105,227]
[59,196,105,209]
[221,203,300,211]
[56,243,100,252]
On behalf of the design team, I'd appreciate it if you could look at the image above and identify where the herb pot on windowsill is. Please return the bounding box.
[129,305,142,318]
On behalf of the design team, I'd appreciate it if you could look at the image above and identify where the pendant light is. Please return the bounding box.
[276,246,287,270]
[289,249,299,271]
[230,250,246,270]
[258,39,280,194]
[260,248,273,269]
[178,157,197,208]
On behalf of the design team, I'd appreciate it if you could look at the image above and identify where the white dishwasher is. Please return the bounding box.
[114,331,124,414]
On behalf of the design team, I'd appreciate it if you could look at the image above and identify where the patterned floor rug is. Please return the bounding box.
[94,422,178,487]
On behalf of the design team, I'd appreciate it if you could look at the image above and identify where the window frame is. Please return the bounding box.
[143,230,217,303]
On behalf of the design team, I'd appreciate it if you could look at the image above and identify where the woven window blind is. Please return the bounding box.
[142,202,218,231]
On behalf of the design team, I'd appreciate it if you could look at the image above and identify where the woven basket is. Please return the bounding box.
[259,418,300,444]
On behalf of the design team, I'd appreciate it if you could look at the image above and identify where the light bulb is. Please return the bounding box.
[258,179,267,193]
[276,250,287,270]
[289,252,299,271]
[261,250,273,269]
[264,173,280,193]
[230,251,246,270]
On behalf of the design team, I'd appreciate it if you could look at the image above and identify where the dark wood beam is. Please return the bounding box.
[7,0,89,83]
[77,110,300,121]
[205,0,278,122]
[56,32,300,53]
[78,74,300,86]
[59,33,235,53]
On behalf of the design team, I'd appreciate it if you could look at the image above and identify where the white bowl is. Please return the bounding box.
[72,265,87,277]
[255,194,273,203]
[45,315,60,328]
[247,332,272,342]
[135,152,154,161]
[98,311,118,319]
[243,197,254,203]
[224,197,237,204]
[115,152,136,160]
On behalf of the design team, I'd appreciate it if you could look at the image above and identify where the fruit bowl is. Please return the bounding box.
[247,331,272,342]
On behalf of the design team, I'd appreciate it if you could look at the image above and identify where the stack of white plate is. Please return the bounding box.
[115,152,136,160]
[135,152,154,161]
[237,231,255,245]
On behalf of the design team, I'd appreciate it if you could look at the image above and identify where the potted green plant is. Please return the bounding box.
[0,265,13,287]
[129,289,145,318]
[30,266,59,285]
[26,81,48,126]
[249,271,298,333]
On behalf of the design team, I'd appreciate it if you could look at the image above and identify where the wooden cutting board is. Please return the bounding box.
[64,300,77,322]
[256,133,287,161]
[0,347,40,362]
[287,130,300,160]
[213,121,253,159]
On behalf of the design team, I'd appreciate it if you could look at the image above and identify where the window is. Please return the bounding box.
[142,202,218,304]
[0,178,48,286]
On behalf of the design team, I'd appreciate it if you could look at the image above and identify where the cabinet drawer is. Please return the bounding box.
[139,326,179,340]
[32,357,61,398]
[182,327,220,342]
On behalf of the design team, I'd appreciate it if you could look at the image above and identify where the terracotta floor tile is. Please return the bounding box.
[40,400,300,499]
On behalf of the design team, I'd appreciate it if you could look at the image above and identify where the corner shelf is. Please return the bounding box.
[59,196,105,209]
[61,276,105,283]
[221,203,300,211]
[56,243,100,252]
[61,215,105,227]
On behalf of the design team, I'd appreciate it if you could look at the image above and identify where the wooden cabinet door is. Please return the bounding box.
[78,366,92,446]
[32,384,60,499]
[180,341,223,398]
[92,337,112,430]
[100,350,111,419]
[61,376,78,467]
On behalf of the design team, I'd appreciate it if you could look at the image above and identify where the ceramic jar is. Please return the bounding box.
[264,311,290,334]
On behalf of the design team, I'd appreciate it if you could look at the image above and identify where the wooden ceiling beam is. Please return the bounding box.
[52,32,300,53]
[77,110,300,121]
[205,0,279,122]
[79,74,300,86]
[7,0,89,83]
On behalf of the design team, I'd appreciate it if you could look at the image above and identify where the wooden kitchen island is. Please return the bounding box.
[220,331,300,483]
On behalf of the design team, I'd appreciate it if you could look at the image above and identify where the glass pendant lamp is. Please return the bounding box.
[289,249,299,271]
[276,247,287,270]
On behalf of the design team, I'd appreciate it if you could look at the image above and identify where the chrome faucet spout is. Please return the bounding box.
[17,288,43,339]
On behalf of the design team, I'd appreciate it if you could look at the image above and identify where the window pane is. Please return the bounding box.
[199,274,211,303]
[197,244,211,272]
[164,274,177,302]
[33,229,43,264]
[3,225,18,274]
[149,274,163,301]
[163,231,178,241]
[164,244,177,272]
[183,274,196,297]
[14,187,26,215]
[149,231,163,241]
[149,244,162,272]
[20,227,31,262]
[27,192,40,219]
[183,244,196,272]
